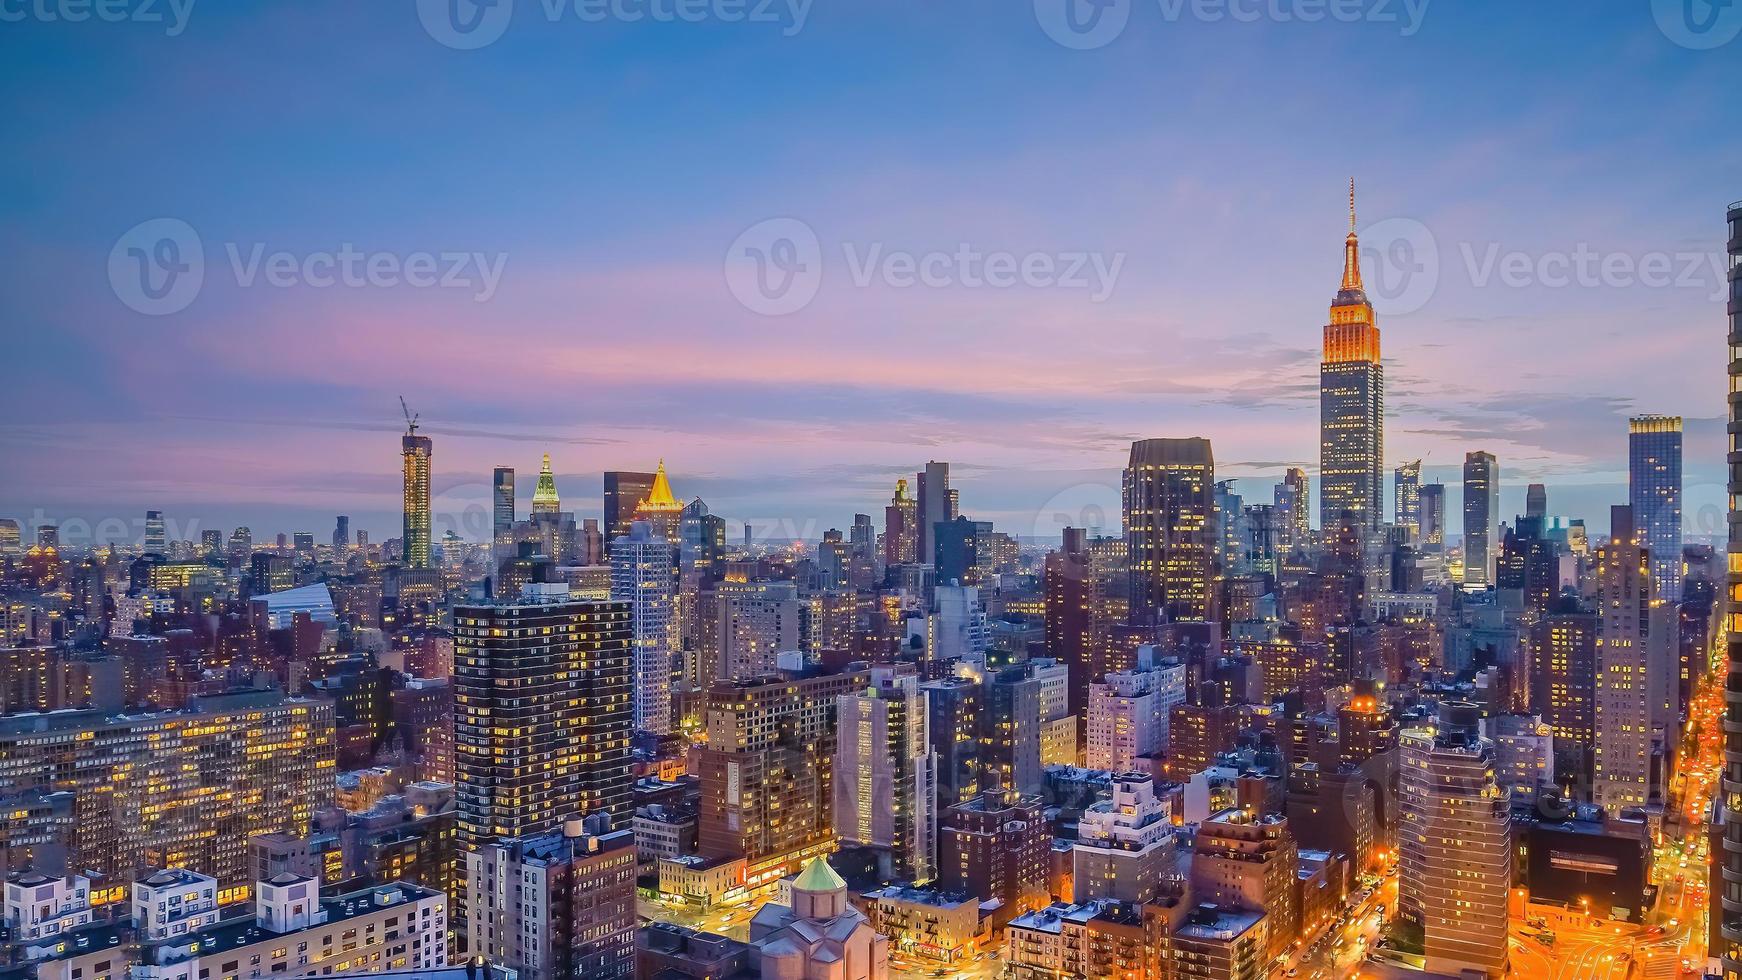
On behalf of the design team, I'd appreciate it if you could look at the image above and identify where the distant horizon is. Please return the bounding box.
[2,3,1735,551]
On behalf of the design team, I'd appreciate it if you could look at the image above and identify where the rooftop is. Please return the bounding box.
[152,883,441,963]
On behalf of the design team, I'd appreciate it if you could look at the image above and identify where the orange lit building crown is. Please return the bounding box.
[1324,178,1380,364]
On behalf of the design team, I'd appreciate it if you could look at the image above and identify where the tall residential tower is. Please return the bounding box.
[1629,414,1684,601]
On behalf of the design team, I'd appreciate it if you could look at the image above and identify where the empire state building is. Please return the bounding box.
[1319,181,1384,534]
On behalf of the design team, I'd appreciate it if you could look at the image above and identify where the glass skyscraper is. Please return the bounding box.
[1462,452,1499,587]
[1628,414,1683,601]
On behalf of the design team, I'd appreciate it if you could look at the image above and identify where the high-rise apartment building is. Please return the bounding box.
[0,690,335,894]
[1398,708,1511,979]
[1592,506,1666,810]
[467,814,637,980]
[1394,459,1421,537]
[1320,185,1384,534]
[453,583,634,921]
[1276,467,1310,547]
[1462,451,1499,587]
[1123,437,1215,624]
[834,669,937,883]
[717,580,801,680]
[1719,197,1742,980]
[1084,651,1186,772]
[1529,612,1598,750]
[611,521,679,735]
[1045,528,1091,744]
[696,666,869,891]
[1630,414,1684,601]
[983,664,1045,796]
[401,426,433,569]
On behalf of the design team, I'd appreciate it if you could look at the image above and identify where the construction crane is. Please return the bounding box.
[399,395,419,435]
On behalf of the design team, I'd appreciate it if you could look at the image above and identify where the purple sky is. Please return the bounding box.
[1,1,1738,545]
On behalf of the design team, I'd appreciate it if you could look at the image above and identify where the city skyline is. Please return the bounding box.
[1,4,1737,541]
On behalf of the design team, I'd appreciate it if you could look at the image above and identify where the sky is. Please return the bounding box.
[1,0,1739,547]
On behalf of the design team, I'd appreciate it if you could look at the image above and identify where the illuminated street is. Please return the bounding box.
[1506,637,1724,979]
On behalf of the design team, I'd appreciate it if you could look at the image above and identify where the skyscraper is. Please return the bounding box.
[332,515,349,551]
[402,422,433,569]
[493,466,515,546]
[1394,459,1421,537]
[1629,414,1684,601]
[1397,707,1511,979]
[1462,451,1499,587]
[603,471,658,542]
[833,669,937,883]
[143,510,166,554]
[611,521,679,735]
[1592,506,1663,810]
[1320,182,1384,534]
[1123,437,1215,624]
[531,453,561,516]
[631,460,686,543]
[1276,467,1310,547]
[453,582,634,938]
[883,478,917,566]
[1719,198,1741,980]
[916,461,950,567]
[1525,482,1548,521]
[1418,483,1446,549]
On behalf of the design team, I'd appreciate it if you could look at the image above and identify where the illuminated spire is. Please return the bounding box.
[638,459,683,513]
[1341,177,1363,293]
[531,452,561,515]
